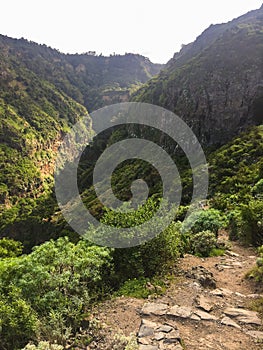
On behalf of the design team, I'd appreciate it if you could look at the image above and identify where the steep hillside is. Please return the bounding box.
[133,5,263,146]
[208,125,263,208]
[0,35,163,111]
[0,36,162,246]
[0,41,89,205]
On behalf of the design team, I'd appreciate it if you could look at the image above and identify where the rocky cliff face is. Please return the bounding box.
[133,6,263,146]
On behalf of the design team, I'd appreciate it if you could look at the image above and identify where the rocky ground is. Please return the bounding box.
[86,237,263,350]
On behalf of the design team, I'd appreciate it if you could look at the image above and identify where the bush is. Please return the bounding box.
[190,231,217,257]
[22,342,63,350]
[248,246,263,282]
[239,200,263,246]
[0,237,113,349]
[0,237,23,258]
[227,209,242,241]
[90,198,183,283]
[252,179,263,198]
[182,209,226,237]
[111,221,183,283]
[0,286,39,349]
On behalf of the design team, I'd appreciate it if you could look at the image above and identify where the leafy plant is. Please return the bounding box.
[182,209,226,237]
[239,200,263,246]
[0,237,23,258]
[22,342,63,350]
[190,231,217,257]
[0,237,113,349]
[115,277,165,299]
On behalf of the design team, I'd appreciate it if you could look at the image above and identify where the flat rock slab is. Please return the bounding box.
[196,295,213,312]
[210,288,233,297]
[168,305,192,319]
[138,325,155,338]
[156,325,173,333]
[190,313,201,321]
[224,307,261,325]
[246,331,263,340]
[221,316,241,329]
[225,251,240,257]
[194,309,218,321]
[159,342,183,350]
[141,303,168,316]
[139,345,159,350]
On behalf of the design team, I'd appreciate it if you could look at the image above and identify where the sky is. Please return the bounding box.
[0,0,262,63]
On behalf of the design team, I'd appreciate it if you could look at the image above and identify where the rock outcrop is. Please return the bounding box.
[133,6,263,146]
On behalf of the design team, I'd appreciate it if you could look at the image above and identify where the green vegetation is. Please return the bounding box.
[115,277,166,299]
[0,237,113,349]
[247,246,263,318]
[189,231,217,257]
[247,246,263,283]
[182,209,226,237]
[208,126,263,246]
[0,237,23,258]
[0,6,262,349]
[132,6,263,146]
[0,204,183,349]
[0,35,163,248]
[22,342,63,350]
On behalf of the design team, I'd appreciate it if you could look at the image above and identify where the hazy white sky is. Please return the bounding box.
[0,0,262,63]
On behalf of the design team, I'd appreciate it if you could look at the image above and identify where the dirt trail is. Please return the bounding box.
[88,237,263,350]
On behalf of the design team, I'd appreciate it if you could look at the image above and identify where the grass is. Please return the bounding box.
[114,277,167,299]
[209,248,226,257]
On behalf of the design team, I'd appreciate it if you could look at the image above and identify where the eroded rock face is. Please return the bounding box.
[133,6,263,147]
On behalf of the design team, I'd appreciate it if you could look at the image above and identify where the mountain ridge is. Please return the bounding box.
[132,5,263,146]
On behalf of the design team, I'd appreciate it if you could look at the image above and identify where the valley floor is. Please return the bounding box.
[87,234,263,350]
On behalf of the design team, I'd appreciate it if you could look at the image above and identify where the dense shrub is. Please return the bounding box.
[0,237,23,258]
[94,199,183,282]
[0,237,113,349]
[252,179,263,198]
[247,246,263,282]
[227,209,243,241]
[182,209,226,236]
[189,231,217,257]
[0,286,39,349]
[22,342,63,350]
[239,200,263,246]
[109,220,182,283]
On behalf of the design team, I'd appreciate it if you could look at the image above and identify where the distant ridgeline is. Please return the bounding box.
[0,5,262,249]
